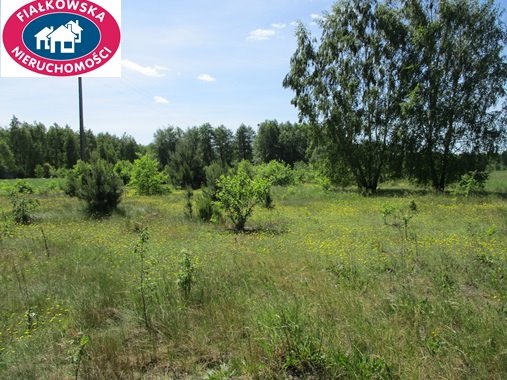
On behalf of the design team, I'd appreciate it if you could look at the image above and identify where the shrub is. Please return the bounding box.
[293,161,316,184]
[236,160,256,179]
[34,163,54,179]
[204,162,229,200]
[452,170,488,197]
[216,171,270,231]
[113,160,134,185]
[257,160,295,186]
[9,181,39,225]
[130,155,168,195]
[196,193,214,222]
[73,159,124,216]
[64,161,90,197]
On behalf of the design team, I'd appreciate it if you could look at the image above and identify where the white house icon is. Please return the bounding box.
[34,20,83,54]
[34,26,54,50]
[66,20,83,43]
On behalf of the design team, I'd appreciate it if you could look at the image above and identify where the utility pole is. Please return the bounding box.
[78,76,85,161]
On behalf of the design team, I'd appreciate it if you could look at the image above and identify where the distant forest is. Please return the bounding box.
[0,116,505,190]
[0,117,308,187]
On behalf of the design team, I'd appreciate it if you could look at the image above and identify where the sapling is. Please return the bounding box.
[177,250,194,301]
[134,228,150,330]
[71,333,90,380]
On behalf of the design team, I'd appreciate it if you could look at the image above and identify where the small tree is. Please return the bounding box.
[75,159,124,216]
[130,154,168,195]
[216,171,270,231]
[10,181,39,225]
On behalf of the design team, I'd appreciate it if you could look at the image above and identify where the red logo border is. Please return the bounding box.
[2,0,120,76]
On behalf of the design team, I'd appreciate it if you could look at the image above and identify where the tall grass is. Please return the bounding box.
[0,177,505,378]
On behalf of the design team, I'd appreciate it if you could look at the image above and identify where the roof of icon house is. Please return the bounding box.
[47,25,77,41]
[34,26,54,39]
[66,20,83,33]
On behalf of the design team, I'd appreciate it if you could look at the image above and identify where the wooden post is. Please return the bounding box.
[78,77,85,161]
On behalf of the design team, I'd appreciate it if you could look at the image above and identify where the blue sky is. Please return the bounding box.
[1,0,506,145]
[0,0,336,144]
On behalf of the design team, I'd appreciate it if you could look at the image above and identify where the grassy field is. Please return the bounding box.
[0,175,506,379]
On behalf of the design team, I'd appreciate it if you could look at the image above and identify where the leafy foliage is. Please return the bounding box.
[400,0,507,191]
[216,170,270,231]
[130,154,168,195]
[9,180,39,225]
[113,160,134,185]
[452,171,488,197]
[284,1,406,193]
[256,160,296,186]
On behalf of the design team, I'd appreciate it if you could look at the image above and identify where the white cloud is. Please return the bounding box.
[271,23,286,29]
[154,96,170,104]
[197,73,216,82]
[247,28,276,41]
[311,13,324,20]
[290,21,299,27]
[121,59,167,77]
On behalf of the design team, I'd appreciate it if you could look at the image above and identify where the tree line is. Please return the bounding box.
[1,112,506,189]
[0,117,309,187]
[0,116,140,179]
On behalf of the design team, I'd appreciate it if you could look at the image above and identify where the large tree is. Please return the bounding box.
[235,124,255,162]
[152,127,182,168]
[213,125,234,167]
[284,0,406,193]
[401,0,507,191]
[254,120,282,163]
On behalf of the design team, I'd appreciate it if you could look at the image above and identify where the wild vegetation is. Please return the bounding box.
[0,174,506,378]
[1,0,507,378]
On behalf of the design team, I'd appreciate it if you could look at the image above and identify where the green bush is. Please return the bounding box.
[196,193,214,222]
[452,170,488,197]
[64,161,90,197]
[292,161,316,184]
[130,155,168,195]
[216,171,270,231]
[113,160,134,185]
[236,160,256,179]
[34,163,54,179]
[68,159,124,216]
[204,162,229,200]
[257,160,295,186]
[9,180,39,225]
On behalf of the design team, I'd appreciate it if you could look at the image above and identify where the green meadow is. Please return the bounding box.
[0,176,506,379]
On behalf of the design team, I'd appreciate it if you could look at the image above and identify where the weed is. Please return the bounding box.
[184,187,193,219]
[176,249,195,301]
[70,333,90,380]
[134,228,151,330]
[40,227,50,258]
[259,303,327,377]
[382,200,418,240]
[0,210,14,242]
